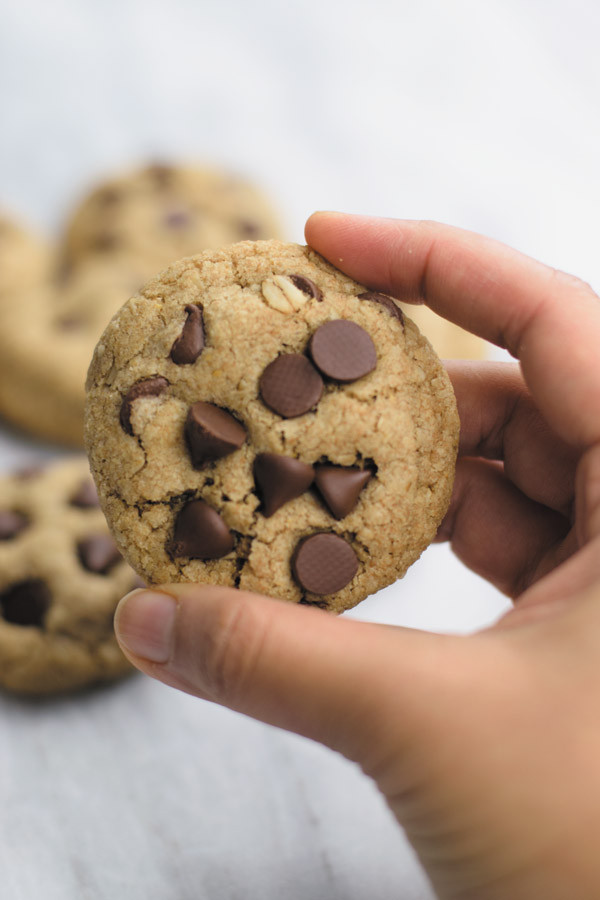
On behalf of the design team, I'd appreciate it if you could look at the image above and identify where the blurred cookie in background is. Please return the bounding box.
[0,457,139,694]
[0,260,145,446]
[62,162,283,278]
[0,211,52,298]
[401,304,489,359]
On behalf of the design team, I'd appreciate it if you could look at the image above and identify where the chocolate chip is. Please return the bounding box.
[78,535,123,574]
[119,376,169,435]
[70,479,100,508]
[314,465,372,519]
[259,354,323,418]
[91,232,119,252]
[130,575,146,590]
[358,291,404,325]
[0,510,28,540]
[289,275,323,302]
[96,187,121,206]
[0,579,51,627]
[56,314,86,331]
[146,163,174,187]
[238,220,262,238]
[15,465,44,481]
[253,453,314,517]
[309,320,377,382]
[292,533,358,595]
[185,402,246,469]
[164,210,191,229]
[171,499,234,559]
[170,305,205,365]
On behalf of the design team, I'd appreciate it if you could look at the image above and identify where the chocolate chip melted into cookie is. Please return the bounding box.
[238,220,263,239]
[0,579,51,627]
[119,376,169,435]
[358,291,404,325]
[0,510,29,540]
[78,535,123,574]
[70,479,100,508]
[289,275,323,302]
[164,210,191,230]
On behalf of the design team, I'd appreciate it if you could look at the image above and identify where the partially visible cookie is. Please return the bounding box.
[0,211,52,298]
[0,458,139,694]
[0,260,144,445]
[401,304,489,360]
[85,240,459,613]
[62,163,283,278]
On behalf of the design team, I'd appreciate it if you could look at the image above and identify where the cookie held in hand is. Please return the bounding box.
[85,241,459,613]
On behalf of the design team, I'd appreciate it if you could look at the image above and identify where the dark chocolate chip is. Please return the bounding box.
[0,510,28,540]
[170,305,205,365]
[171,499,234,559]
[314,465,372,519]
[309,320,377,382]
[253,453,314,517]
[78,535,123,574]
[146,163,174,187]
[0,579,51,627]
[292,533,358,595]
[119,376,169,435]
[91,232,119,252]
[164,210,191,229]
[238,220,262,238]
[185,402,246,469]
[70,479,100,508]
[96,187,121,206]
[15,465,44,481]
[289,275,323,302]
[358,291,404,325]
[130,575,146,590]
[259,354,323,418]
[56,314,86,331]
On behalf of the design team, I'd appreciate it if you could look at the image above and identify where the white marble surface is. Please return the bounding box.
[0,0,598,896]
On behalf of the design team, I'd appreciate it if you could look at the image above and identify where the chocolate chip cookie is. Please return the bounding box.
[0,458,139,694]
[85,240,459,613]
[62,162,283,279]
[0,260,145,446]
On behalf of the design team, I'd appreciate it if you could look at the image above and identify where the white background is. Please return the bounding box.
[0,1,598,897]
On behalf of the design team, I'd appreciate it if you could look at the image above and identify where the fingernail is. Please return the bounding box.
[114,589,177,663]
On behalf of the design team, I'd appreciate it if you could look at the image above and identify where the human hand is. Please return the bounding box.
[114,213,600,900]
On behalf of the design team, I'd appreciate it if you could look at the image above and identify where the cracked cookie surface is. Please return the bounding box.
[0,458,139,694]
[85,240,459,613]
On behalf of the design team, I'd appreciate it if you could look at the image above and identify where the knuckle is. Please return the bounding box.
[200,594,270,703]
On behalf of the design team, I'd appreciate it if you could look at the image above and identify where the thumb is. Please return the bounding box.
[114,584,461,773]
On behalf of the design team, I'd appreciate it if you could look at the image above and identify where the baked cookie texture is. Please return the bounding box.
[62,162,283,280]
[85,241,459,613]
[0,458,138,694]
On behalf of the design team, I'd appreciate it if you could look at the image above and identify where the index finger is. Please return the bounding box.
[305,212,600,450]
